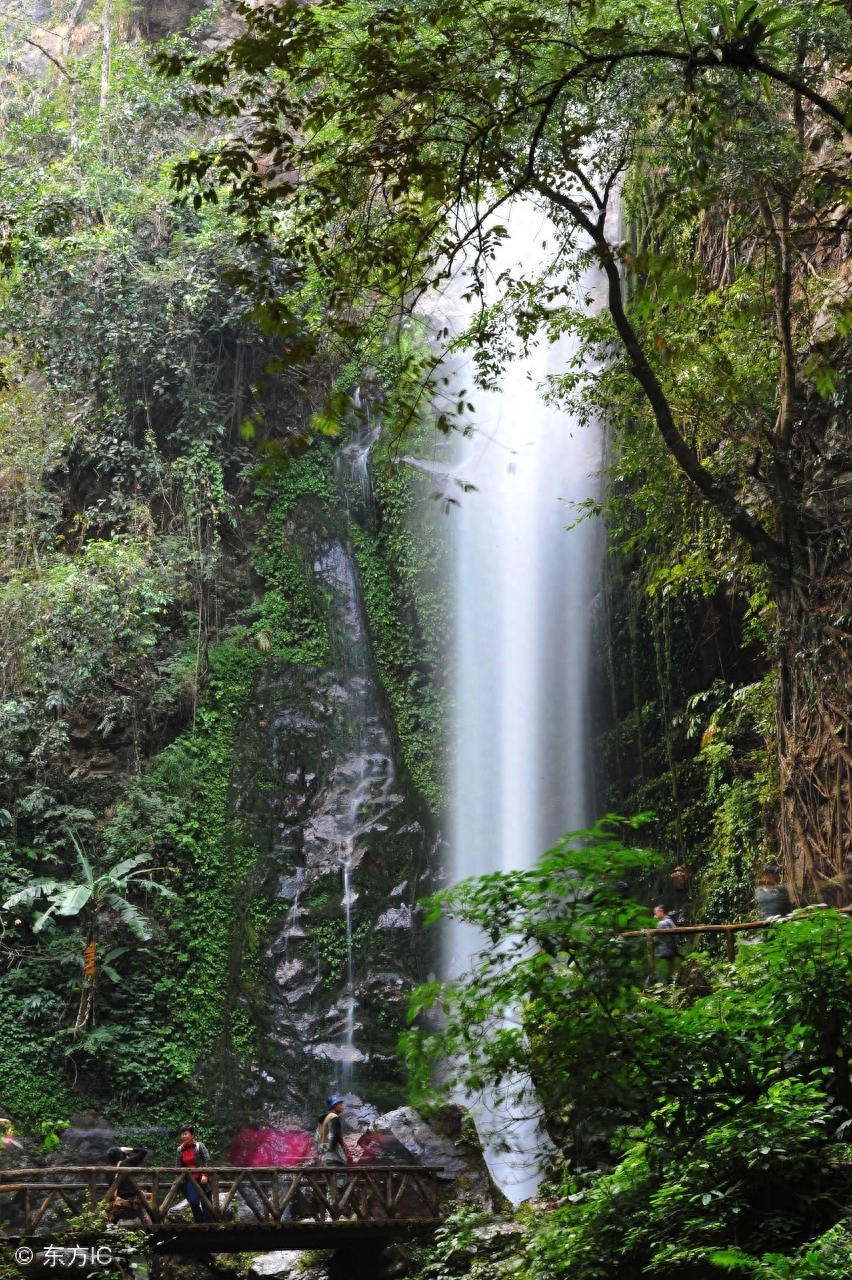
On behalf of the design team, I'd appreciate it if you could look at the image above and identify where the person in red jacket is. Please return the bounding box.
[177,1125,213,1223]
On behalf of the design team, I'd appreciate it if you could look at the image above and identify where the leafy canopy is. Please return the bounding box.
[161,0,852,583]
[404,821,852,1276]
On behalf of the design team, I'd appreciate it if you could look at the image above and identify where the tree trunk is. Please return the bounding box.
[74,937,96,1035]
[99,0,111,119]
[776,584,852,903]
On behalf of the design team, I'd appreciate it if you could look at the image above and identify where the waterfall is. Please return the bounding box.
[341,857,356,1075]
[442,200,605,1200]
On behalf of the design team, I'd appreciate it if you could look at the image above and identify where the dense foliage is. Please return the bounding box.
[165,0,852,900]
[2,5,852,1280]
[406,822,852,1277]
[0,18,446,1134]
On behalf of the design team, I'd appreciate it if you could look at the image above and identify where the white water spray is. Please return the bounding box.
[340,853,357,1077]
[441,200,605,1201]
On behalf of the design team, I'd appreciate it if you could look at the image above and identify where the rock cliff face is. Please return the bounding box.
[224,658,438,1120]
[218,477,441,1124]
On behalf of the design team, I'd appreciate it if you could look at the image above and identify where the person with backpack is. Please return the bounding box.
[105,1145,149,1222]
[317,1095,347,1166]
[177,1125,213,1223]
[316,1095,348,1211]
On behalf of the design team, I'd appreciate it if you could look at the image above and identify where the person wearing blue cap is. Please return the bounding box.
[316,1094,348,1210]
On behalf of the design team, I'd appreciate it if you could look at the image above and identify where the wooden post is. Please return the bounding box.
[725,927,736,962]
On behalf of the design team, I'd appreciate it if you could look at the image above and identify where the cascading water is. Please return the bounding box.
[441,200,605,1200]
[340,854,356,1074]
[226,416,439,1123]
[308,462,404,1078]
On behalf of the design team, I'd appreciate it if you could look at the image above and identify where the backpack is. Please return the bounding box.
[316,1112,337,1156]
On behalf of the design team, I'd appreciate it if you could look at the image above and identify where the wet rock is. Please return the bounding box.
[356,971,408,1005]
[368,1105,508,1209]
[54,1115,171,1166]
[354,1131,415,1165]
[275,958,304,986]
[308,1042,367,1064]
[249,1243,402,1280]
[341,1095,380,1131]
[249,1252,306,1280]
[370,1106,467,1177]
[373,905,412,931]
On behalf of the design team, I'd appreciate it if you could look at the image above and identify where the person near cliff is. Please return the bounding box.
[317,1095,348,1166]
[316,1095,349,1208]
[105,1145,148,1221]
[651,905,681,983]
[177,1125,213,1223]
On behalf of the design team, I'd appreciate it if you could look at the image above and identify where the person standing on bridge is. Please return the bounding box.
[106,1145,149,1222]
[177,1125,213,1223]
[317,1095,348,1167]
[316,1095,348,1210]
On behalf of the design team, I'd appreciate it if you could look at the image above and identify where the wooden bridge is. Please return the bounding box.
[0,1164,445,1255]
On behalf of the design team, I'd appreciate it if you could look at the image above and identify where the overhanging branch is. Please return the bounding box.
[530,174,791,584]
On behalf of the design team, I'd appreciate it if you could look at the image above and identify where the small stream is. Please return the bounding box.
[224,427,437,1125]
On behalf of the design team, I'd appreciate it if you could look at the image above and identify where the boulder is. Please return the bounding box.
[249,1250,307,1279]
[367,1104,510,1210]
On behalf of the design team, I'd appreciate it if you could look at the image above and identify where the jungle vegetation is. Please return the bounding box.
[0,2,851,1278]
[405,819,852,1279]
[164,0,852,903]
[0,9,445,1133]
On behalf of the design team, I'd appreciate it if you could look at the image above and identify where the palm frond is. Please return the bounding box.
[109,853,153,880]
[69,830,94,887]
[3,880,60,910]
[32,904,60,934]
[132,879,177,899]
[105,895,152,941]
[56,885,92,917]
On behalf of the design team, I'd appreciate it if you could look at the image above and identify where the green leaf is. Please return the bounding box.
[56,885,92,917]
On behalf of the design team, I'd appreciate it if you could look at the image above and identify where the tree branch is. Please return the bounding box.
[23,38,76,83]
[530,173,791,584]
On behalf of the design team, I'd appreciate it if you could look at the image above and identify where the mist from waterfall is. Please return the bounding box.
[442,200,605,1201]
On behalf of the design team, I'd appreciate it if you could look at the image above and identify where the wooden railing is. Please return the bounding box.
[623,906,852,964]
[0,1165,444,1236]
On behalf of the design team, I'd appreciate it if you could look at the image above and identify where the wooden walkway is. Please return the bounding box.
[622,906,852,963]
[0,1165,445,1254]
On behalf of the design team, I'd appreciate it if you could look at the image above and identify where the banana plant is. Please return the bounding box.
[3,831,175,1033]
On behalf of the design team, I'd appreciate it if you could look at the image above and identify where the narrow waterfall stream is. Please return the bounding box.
[309,448,404,1079]
[443,201,605,1200]
[226,423,440,1125]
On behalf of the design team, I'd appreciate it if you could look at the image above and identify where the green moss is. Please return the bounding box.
[250,443,338,664]
[307,917,373,985]
[348,446,449,814]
